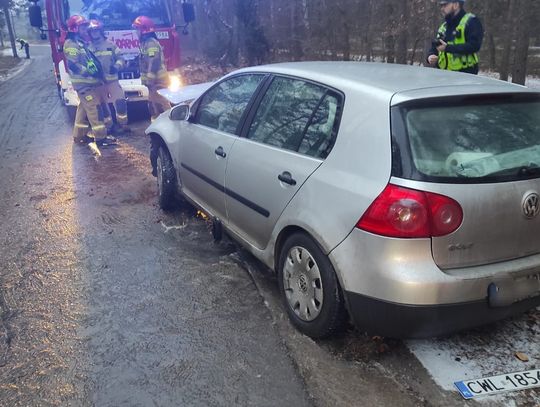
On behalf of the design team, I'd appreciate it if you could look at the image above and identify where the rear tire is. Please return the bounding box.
[277,232,347,338]
[156,145,178,211]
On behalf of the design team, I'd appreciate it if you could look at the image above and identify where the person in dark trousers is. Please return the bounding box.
[16,38,30,59]
[427,0,483,74]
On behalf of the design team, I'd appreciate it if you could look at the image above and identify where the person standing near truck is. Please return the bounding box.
[87,19,130,136]
[64,15,111,144]
[132,15,170,121]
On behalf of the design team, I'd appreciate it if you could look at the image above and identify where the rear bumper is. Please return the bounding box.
[329,228,540,337]
[345,291,540,338]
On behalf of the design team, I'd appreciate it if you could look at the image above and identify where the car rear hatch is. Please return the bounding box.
[391,91,540,270]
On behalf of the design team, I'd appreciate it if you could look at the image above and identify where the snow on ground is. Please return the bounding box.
[479,70,540,89]
[407,307,540,405]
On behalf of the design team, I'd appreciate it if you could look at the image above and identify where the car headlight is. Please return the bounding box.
[168,75,183,92]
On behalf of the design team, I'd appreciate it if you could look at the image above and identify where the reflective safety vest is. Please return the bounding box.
[437,13,479,71]
[139,36,168,87]
[63,38,103,90]
[89,38,124,83]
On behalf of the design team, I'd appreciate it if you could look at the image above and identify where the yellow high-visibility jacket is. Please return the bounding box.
[63,36,103,90]
[139,36,168,88]
[89,37,124,83]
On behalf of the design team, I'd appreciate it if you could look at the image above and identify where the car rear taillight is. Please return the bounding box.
[356,184,463,238]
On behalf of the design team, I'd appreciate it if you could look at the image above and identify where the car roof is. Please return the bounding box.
[235,62,537,101]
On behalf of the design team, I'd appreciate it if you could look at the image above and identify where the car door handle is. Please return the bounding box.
[214,146,226,158]
[278,171,297,186]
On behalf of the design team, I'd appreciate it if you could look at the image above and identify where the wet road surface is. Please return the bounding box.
[0,46,311,406]
[1,46,538,407]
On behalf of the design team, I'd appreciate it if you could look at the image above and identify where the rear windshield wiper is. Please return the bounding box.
[486,165,540,177]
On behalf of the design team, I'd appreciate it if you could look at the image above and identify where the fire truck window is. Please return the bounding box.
[61,0,70,24]
[63,0,171,30]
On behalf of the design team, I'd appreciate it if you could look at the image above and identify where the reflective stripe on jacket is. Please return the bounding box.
[139,37,168,87]
[64,38,103,90]
[89,38,124,83]
[437,13,479,71]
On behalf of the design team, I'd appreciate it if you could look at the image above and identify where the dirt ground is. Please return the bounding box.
[0,54,22,79]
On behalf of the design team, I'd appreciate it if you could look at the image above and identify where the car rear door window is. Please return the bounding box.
[246,76,340,158]
[195,74,264,134]
[298,93,340,158]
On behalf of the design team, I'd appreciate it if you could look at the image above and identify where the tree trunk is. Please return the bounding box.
[385,35,395,63]
[487,33,496,71]
[511,0,531,84]
[499,0,516,81]
[410,38,421,65]
[336,2,350,61]
[2,6,18,58]
[395,0,408,65]
[290,0,304,60]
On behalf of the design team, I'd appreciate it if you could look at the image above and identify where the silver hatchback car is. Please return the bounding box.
[146,62,540,338]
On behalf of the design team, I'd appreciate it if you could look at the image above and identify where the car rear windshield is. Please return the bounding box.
[392,94,540,183]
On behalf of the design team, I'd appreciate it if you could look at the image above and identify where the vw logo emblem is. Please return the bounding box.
[522,192,540,219]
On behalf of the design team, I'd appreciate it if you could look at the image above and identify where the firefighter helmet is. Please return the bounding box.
[66,15,88,33]
[132,16,155,34]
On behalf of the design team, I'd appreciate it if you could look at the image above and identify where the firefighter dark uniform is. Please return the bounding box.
[87,20,129,130]
[428,6,484,74]
[64,15,108,143]
[133,16,170,121]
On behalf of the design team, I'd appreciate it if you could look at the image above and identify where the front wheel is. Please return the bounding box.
[277,233,347,338]
[156,145,178,211]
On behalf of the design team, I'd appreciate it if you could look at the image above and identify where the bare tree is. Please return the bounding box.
[511,0,533,84]
[0,0,18,58]
[181,0,539,79]
[499,0,516,81]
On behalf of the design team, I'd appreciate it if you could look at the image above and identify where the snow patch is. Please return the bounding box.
[407,307,540,405]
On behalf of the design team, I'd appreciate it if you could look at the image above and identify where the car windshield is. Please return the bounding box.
[399,96,540,181]
[63,0,171,29]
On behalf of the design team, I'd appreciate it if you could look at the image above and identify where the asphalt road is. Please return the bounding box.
[0,46,538,407]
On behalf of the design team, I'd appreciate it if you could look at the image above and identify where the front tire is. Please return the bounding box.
[277,232,347,338]
[156,145,178,211]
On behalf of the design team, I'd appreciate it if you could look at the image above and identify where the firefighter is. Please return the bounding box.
[16,38,30,59]
[132,16,171,121]
[64,15,114,145]
[87,19,130,136]
[427,0,484,75]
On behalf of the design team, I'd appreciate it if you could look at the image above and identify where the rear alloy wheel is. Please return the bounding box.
[278,233,346,338]
[156,145,178,211]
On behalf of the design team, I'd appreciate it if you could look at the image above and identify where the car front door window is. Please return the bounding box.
[195,74,264,134]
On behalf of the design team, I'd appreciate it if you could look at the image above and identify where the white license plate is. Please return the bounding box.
[455,368,540,399]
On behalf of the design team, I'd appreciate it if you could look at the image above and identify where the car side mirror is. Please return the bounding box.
[170,104,190,121]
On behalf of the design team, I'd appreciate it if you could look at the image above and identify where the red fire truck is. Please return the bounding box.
[29,0,194,111]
